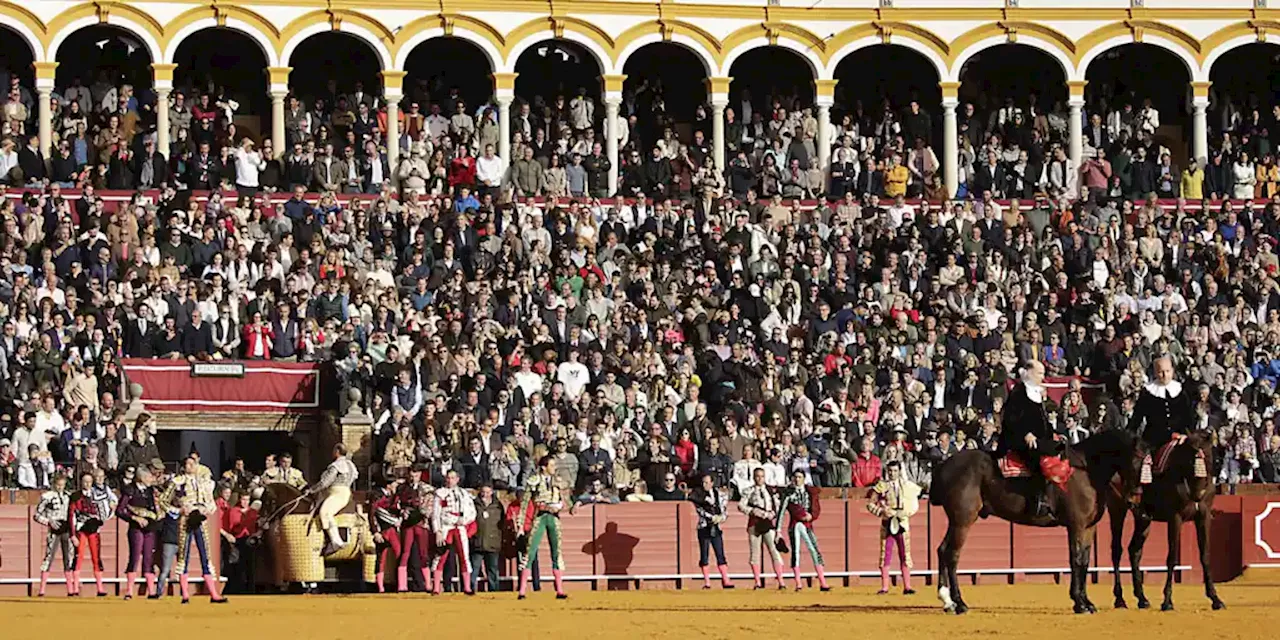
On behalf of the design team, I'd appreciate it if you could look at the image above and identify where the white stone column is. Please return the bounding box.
[34,62,57,157]
[1066,80,1087,168]
[1068,98,1084,167]
[155,88,171,158]
[711,100,727,171]
[36,87,51,157]
[386,95,401,169]
[497,96,513,161]
[707,77,731,174]
[1191,81,1211,166]
[491,72,518,162]
[942,98,958,199]
[813,79,837,174]
[270,91,287,159]
[1192,99,1208,166]
[267,67,292,159]
[605,98,621,195]
[816,103,832,172]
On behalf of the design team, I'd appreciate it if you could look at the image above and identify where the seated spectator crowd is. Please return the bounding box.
[0,65,1279,509]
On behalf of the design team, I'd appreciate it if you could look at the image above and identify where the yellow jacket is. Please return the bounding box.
[885,165,909,198]
[1180,167,1204,201]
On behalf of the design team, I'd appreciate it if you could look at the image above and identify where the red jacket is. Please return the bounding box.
[449,156,477,187]
[852,454,883,488]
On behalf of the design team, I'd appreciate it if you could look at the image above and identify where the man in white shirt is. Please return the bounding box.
[512,360,544,403]
[556,349,590,401]
[475,144,506,198]
[33,395,63,456]
[233,138,265,196]
[425,104,449,141]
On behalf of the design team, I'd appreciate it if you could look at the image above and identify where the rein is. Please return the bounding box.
[262,494,310,525]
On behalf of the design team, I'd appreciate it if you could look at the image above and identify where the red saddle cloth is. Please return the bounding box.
[999,452,1032,478]
[999,451,1075,489]
[1154,439,1179,475]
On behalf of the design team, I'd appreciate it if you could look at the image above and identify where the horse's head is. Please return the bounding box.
[1079,428,1143,504]
[255,482,309,526]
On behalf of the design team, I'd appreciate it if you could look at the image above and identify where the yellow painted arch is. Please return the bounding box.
[503,16,616,70]
[1073,20,1202,79]
[390,13,505,70]
[947,21,1076,80]
[823,21,949,78]
[161,5,282,66]
[46,1,165,61]
[613,20,721,75]
[720,22,826,76]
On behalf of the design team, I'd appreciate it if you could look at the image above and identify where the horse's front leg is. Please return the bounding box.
[1161,514,1181,612]
[1195,511,1225,610]
[1076,526,1097,613]
[1130,514,1152,609]
[1110,505,1127,609]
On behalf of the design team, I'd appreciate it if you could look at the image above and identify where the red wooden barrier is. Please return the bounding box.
[0,496,1256,594]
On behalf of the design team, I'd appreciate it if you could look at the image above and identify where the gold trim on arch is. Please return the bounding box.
[389,13,505,66]
[503,16,615,65]
[613,19,721,71]
[278,8,395,56]
[825,22,950,67]
[46,2,165,47]
[161,5,283,57]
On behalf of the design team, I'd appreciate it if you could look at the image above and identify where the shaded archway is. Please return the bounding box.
[403,37,494,117]
[1084,44,1190,133]
[54,25,153,94]
[621,42,709,154]
[172,28,270,123]
[833,44,942,147]
[287,31,381,114]
[513,39,604,138]
[0,25,35,90]
[958,43,1066,145]
[727,46,815,123]
[1207,43,1280,137]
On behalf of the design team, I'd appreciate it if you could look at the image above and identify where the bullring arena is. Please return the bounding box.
[3,0,1280,637]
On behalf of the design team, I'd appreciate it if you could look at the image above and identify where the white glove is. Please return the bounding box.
[1024,433,1038,448]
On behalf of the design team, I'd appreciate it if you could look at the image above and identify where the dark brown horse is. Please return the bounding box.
[1106,431,1224,611]
[929,429,1141,614]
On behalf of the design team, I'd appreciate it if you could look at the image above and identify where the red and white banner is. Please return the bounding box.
[121,358,321,413]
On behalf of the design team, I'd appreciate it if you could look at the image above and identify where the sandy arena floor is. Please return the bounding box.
[0,580,1275,639]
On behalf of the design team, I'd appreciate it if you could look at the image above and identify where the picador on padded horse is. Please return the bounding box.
[998,360,1071,519]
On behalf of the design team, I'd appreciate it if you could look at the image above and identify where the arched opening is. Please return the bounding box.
[0,26,35,89]
[55,25,153,95]
[1084,44,1190,153]
[172,28,270,141]
[512,39,604,143]
[727,46,815,121]
[288,31,381,112]
[1207,43,1280,144]
[833,44,942,148]
[958,43,1066,141]
[403,37,494,118]
[621,42,709,154]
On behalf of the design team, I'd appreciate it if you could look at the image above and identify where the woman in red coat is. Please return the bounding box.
[673,428,698,480]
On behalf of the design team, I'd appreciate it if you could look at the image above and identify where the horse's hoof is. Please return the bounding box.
[1074,604,1091,615]
[1211,599,1226,611]
[1161,602,1174,612]
[1114,598,1128,609]
[954,603,968,615]
[1137,598,1151,610]
[942,604,956,614]
[1086,603,1098,614]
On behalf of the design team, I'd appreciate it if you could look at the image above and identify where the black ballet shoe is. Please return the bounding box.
[517,594,526,600]
[210,597,228,604]
[124,594,132,601]
[820,586,832,593]
[722,584,735,590]
[702,584,711,590]
[146,594,161,600]
[904,589,916,595]
[555,593,568,600]
[181,597,190,605]
[97,592,108,597]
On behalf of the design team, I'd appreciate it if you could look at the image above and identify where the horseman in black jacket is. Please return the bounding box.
[1128,356,1196,506]
[999,361,1059,517]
